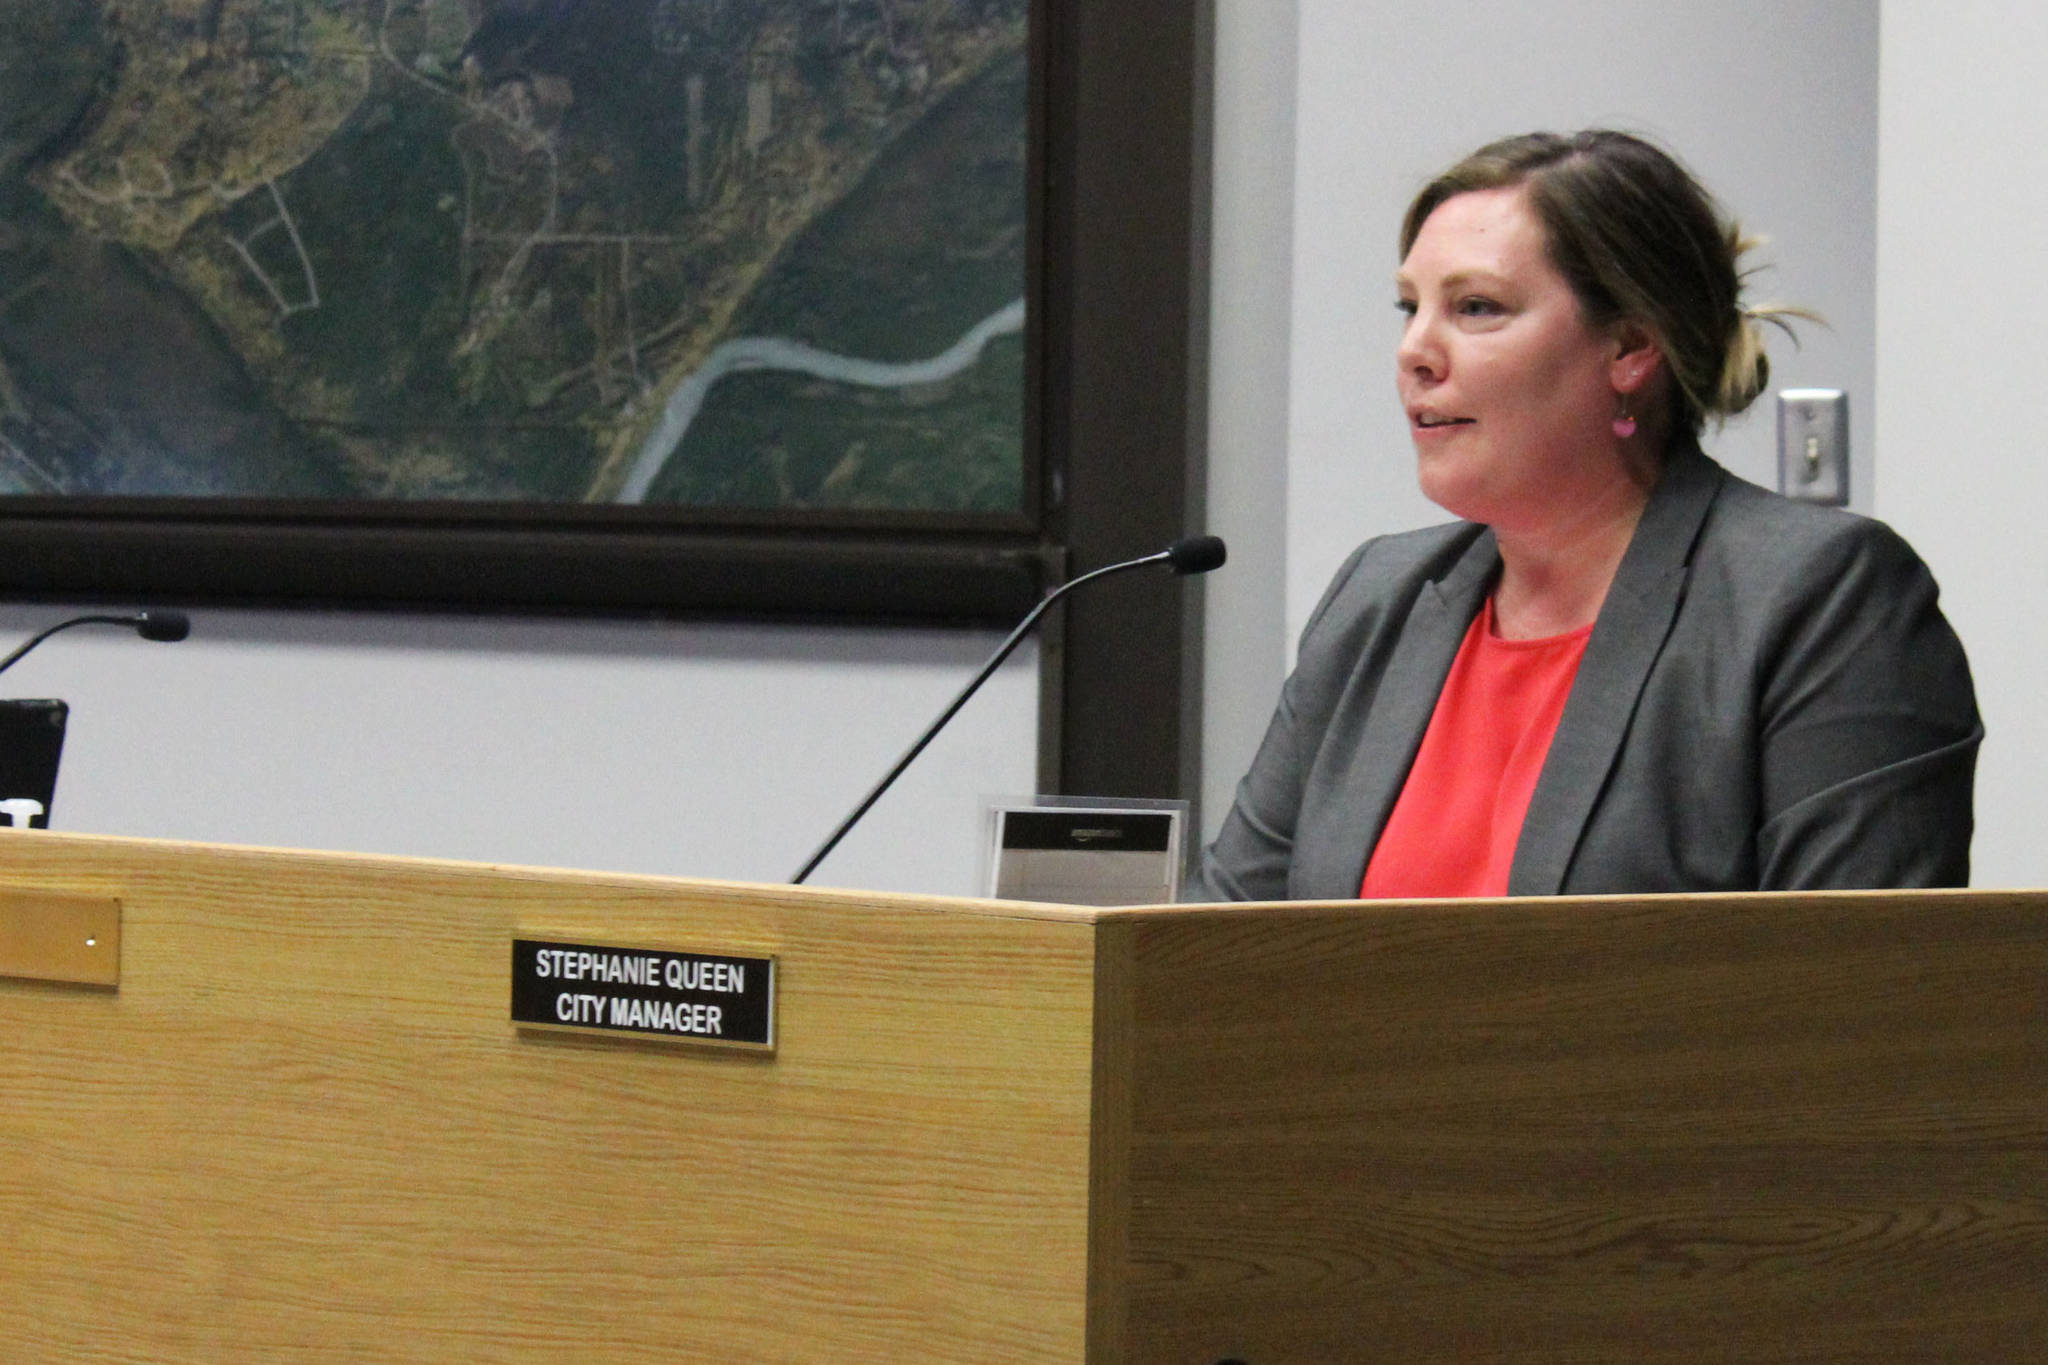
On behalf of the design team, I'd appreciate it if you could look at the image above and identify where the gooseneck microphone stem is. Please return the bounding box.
[790,537,1225,886]
[0,611,192,679]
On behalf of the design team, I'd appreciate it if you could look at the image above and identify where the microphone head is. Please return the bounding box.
[135,610,191,643]
[1165,535,1227,576]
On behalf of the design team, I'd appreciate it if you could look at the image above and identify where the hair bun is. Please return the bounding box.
[1716,315,1772,418]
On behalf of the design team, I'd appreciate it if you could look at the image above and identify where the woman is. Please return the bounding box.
[1193,130,1980,901]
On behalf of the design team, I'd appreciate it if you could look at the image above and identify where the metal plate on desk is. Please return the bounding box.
[0,889,121,986]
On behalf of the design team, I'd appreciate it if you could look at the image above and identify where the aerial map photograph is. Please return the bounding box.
[0,0,1029,514]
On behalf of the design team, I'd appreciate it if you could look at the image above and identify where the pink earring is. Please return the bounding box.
[1612,394,1637,440]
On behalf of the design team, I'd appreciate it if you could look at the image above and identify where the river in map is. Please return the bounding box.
[614,296,1026,505]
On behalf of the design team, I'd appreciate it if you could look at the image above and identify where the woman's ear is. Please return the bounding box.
[1608,321,1664,395]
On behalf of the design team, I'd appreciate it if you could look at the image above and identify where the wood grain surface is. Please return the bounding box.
[10,835,2045,1362]
[0,833,1101,1363]
[1110,891,2048,1363]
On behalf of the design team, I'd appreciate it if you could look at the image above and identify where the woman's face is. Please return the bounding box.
[1395,185,1631,533]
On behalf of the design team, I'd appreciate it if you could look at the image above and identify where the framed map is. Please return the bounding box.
[0,0,1048,617]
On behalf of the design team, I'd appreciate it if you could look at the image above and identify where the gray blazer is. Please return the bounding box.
[1192,443,1982,901]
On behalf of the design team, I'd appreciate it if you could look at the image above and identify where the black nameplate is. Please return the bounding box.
[1000,809,1174,853]
[511,939,775,1050]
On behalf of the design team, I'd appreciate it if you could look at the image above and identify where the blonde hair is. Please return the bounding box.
[1400,130,1813,434]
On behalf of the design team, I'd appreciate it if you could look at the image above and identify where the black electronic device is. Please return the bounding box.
[0,699,69,829]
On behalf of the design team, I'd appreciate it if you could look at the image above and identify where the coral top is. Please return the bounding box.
[1360,596,1590,899]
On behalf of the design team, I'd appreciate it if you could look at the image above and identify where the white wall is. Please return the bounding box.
[1874,0,2048,888]
[0,603,1036,897]
[1201,0,1297,837]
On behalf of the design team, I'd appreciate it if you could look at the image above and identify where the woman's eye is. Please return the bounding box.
[1455,296,1503,317]
[1395,298,1418,318]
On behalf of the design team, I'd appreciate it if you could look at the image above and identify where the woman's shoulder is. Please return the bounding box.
[1676,466,1957,654]
[1295,519,1491,650]
[1329,518,1489,589]
[1697,466,1927,578]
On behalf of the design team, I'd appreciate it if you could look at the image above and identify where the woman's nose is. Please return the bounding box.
[1397,311,1442,381]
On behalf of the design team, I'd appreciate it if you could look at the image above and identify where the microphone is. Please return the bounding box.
[790,535,1226,884]
[135,610,192,643]
[0,610,193,678]
[1165,534,1227,574]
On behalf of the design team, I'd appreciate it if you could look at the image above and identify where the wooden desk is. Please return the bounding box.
[3,833,2043,1360]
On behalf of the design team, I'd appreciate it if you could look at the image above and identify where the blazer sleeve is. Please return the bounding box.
[1750,516,1981,888]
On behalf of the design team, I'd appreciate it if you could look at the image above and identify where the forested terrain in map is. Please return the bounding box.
[0,0,1027,512]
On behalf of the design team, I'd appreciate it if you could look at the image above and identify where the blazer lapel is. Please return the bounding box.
[1509,443,1725,895]
[1297,530,1497,898]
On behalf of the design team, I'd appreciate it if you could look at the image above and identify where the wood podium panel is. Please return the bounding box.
[4,833,2047,1361]
[1106,892,2048,1362]
[0,833,1104,1362]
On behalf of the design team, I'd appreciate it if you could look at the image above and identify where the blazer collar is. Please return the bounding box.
[1508,438,1725,894]
[1305,527,1496,899]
